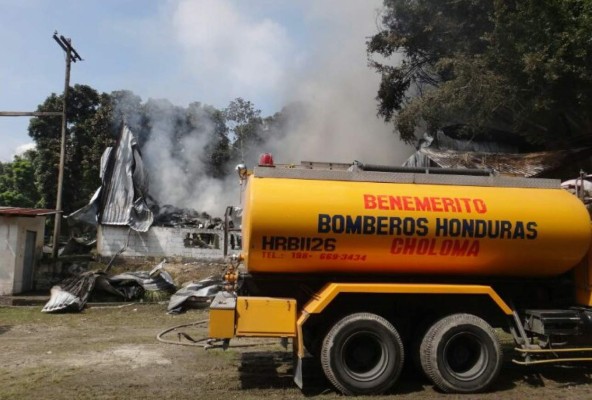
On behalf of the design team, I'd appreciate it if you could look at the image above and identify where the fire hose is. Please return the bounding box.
[156,320,285,349]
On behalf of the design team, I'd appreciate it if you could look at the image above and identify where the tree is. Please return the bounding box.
[487,0,592,147]
[368,0,592,148]
[187,103,230,179]
[78,92,117,198]
[0,150,40,207]
[28,93,62,209]
[28,84,112,212]
[225,98,262,163]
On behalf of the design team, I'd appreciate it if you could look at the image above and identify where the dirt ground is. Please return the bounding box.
[2,262,592,399]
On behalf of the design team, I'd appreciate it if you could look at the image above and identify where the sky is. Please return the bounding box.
[0,0,413,165]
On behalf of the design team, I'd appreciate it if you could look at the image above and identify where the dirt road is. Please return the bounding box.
[1,304,592,400]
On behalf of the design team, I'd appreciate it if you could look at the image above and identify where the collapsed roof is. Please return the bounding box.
[405,148,592,177]
[403,131,592,177]
[68,125,154,233]
[98,125,153,231]
[68,125,226,235]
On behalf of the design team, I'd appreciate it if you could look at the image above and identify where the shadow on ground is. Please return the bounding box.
[500,363,592,389]
[238,350,592,396]
[239,351,294,390]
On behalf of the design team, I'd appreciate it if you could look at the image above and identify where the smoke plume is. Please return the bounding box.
[124,1,414,216]
[137,101,240,216]
[266,1,413,165]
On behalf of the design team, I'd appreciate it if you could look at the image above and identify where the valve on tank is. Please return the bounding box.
[222,254,241,292]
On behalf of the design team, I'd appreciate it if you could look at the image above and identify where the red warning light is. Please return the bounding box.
[258,153,274,167]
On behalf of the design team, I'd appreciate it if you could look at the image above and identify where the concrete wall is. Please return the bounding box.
[97,225,238,260]
[0,216,45,295]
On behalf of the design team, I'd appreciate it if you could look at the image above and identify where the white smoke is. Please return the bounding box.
[265,2,413,165]
[171,0,294,104]
[169,0,412,166]
[135,1,414,216]
[139,103,239,216]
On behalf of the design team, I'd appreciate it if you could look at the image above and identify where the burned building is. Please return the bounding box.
[98,226,224,260]
[71,125,239,261]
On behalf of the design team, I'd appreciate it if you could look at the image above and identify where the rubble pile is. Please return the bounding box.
[152,205,223,229]
[42,261,176,313]
[167,276,222,314]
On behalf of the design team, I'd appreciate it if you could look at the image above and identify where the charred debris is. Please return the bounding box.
[41,260,223,313]
[44,125,229,313]
[68,125,224,236]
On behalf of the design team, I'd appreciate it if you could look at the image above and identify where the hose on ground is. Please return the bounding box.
[156,319,287,348]
[156,319,209,347]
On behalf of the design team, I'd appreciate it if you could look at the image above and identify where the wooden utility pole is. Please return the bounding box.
[0,33,82,262]
[51,32,82,259]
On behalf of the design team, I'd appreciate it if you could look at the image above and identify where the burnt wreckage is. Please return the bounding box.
[47,125,236,312]
[42,261,177,312]
[68,124,236,247]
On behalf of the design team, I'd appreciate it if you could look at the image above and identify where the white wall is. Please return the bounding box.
[97,225,233,260]
[0,217,18,295]
[0,215,45,295]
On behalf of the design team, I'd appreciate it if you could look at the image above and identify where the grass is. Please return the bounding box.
[0,306,49,324]
[0,305,216,400]
[142,290,172,303]
[3,303,592,399]
[0,303,203,328]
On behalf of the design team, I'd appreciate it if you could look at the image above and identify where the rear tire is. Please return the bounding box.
[420,313,502,393]
[321,312,404,395]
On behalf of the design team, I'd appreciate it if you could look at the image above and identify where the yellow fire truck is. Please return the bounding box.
[208,158,592,395]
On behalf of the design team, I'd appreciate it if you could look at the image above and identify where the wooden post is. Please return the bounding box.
[51,32,82,259]
[51,47,71,259]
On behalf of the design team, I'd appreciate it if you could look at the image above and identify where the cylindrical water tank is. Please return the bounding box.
[240,174,591,277]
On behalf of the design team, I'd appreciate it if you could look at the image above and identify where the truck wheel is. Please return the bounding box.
[420,313,502,393]
[321,313,404,395]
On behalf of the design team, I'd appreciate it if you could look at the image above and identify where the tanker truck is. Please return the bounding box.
[207,157,592,395]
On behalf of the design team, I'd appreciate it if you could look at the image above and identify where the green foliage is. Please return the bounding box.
[28,85,113,212]
[142,290,171,302]
[225,97,263,162]
[28,93,62,208]
[199,106,231,179]
[0,150,40,207]
[486,0,592,146]
[368,0,592,147]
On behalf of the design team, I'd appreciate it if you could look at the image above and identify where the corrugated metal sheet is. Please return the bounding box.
[99,125,153,232]
[405,148,590,177]
[0,207,57,217]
